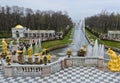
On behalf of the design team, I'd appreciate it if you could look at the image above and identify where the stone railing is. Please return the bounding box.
[65,57,103,68]
[2,56,105,77]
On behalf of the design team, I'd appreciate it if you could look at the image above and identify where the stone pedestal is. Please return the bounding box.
[2,53,7,59]
[61,60,65,69]
[28,57,32,64]
[65,59,72,68]
[18,55,24,64]
[13,55,18,63]
[5,66,13,77]
[40,59,43,64]
[35,58,39,64]
[98,58,103,68]
[41,66,51,77]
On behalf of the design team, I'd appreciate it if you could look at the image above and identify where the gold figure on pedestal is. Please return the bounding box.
[2,38,8,59]
[107,48,120,72]
[66,49,72,58]
[17,50,24,64]
[28,47,32,58]
[6,55,11,65]
[77,44,86,57]
[40,52,43,64]
[27,47,32,64]
[47,53,51,63]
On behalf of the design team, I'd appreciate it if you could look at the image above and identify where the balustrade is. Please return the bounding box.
[3,56,105,77]
[12,65,42,76]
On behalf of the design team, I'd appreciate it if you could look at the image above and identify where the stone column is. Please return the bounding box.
[111,34,113,39]
[114,34,116,39]
[52,33,54,39]
[61,60,65,69]
[119,34,120,39]
[41,66,51,77]
[117,34,119,39]
[4,66,13,77]
[65,59,72,68]
[97,58,104,68]
[43,33,45,40]
[111,34,112,39]
[28,33,29,38]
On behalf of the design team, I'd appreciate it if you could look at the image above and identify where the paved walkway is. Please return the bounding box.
[0,66,120,83]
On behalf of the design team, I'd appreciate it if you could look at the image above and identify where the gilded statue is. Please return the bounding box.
[107,48,120,72]
[27,47,32,58]
[2,38,8,54]
[66,49,72,58]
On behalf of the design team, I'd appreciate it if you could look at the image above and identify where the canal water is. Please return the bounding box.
[50,21,89,57]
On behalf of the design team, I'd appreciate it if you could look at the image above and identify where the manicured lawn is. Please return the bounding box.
[103,40,120,49]
[85,29,120,49]
[42,28,73,49]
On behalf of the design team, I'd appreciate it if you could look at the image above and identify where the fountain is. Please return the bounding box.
[93,39,99,57]
[38,38,42,52]
[99,44,104,58]
[86,39,105,58]
[9,41,13,52]
[16,38,19,44]
[86,45,93,57]
[30,43,33,50]
[23,46,26,55]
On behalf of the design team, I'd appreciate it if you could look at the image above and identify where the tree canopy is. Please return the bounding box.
[0,6,73,38]
[85,11,120,33]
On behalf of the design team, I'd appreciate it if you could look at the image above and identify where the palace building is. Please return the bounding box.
[107,30,120,40]
[12,25,63,40]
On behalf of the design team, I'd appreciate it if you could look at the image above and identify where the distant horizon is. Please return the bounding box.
[0,0,120,22]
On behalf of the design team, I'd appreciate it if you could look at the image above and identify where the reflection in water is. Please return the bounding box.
[50,21,89,57]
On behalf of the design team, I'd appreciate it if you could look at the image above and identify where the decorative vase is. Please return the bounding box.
[6,56,11,65]
[34,53,39,64]
[35,58,38,64]
[28,57,32,64]
[17,50,24,64]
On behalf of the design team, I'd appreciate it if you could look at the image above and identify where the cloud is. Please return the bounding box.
[0,0,120,22]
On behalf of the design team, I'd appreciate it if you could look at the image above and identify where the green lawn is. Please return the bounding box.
[42,28,73,49]
[85,29,120,49]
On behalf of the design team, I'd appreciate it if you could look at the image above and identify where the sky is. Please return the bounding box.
[0,0,120,22]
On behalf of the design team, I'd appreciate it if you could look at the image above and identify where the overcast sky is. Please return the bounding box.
[0,0,120,22]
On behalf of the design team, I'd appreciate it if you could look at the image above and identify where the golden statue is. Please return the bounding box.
[107,48,120,72]
[2,38,9,59]
[77,44,86,57]
[66,49,72,58]
[47,53,51,63]
[40,52,43,64]
[6,55,11,65]
[27,47,32,58]
[2,38,8,54]
[5,52,11,65]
